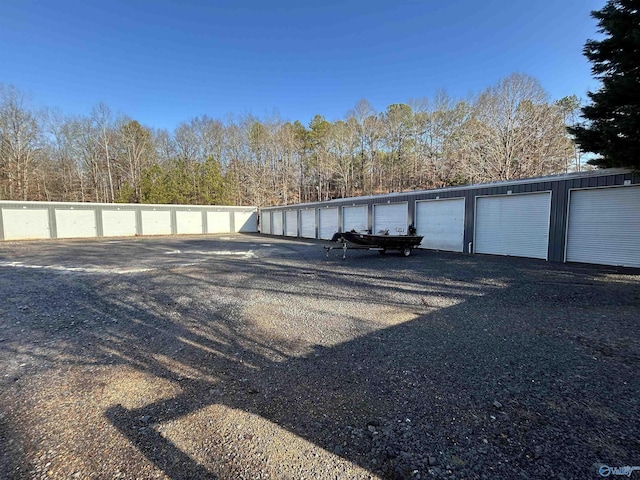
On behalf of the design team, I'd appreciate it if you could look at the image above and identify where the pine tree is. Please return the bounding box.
[568,0,640,169]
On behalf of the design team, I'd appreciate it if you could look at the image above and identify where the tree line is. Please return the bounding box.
[0,73,583,207]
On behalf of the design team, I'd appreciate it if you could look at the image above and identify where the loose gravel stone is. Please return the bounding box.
[0,235,639,479]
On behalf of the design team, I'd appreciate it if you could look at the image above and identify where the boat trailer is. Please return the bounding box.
[324,230,423,260]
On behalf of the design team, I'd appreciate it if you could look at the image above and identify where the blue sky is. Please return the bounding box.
[1,0,604,130]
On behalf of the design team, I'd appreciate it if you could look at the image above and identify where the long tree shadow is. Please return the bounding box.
[1,239,639,479]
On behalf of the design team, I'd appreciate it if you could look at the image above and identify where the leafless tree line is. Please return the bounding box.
[0,74,583,206]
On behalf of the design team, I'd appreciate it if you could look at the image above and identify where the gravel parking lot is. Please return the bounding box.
[1,234,639,480]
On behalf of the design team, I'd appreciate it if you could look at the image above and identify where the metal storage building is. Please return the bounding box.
[0,202,257,241]
[259,169,640,268]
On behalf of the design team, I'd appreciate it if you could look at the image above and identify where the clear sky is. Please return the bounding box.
[0,0,604,130]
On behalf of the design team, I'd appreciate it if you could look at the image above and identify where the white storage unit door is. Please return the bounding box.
[176,211,203,234]
[318,207,339,239]
[272,211,283,236]
[141,210,172,235]
[342,205,368,232]
[566,186,640,268]
[300,209,316,238]
[261,211,271,234]
[2,208,50,240]
[55,209,97,239]
[285,210,298,237]
[475,192,551,260]
[373,203,408,235]
[207,211,231,233]
[416,198,465,252]
[234,211,257,233]
[102,210,137,237]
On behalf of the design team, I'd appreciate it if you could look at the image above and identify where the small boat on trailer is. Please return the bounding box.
[325,227,423,259]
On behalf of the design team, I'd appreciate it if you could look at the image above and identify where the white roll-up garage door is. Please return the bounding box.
[300,209,316,238]
[2,208,50,240]
[56,209,97,239]
[343,205,368,232]
[566,186,640,267]
[102,209,137,237]
[318,207,339,239]
[141,210,171,235]
[176,211,203,234]
[285,210,298,237]
[373,202,407,235]
[261,211,271,234]
[272,211,283,236]
[475,192,551,260]
[416,198,465,252]
[207,211,231,233]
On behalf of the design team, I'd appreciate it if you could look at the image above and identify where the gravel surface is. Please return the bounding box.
[0,234,639,480]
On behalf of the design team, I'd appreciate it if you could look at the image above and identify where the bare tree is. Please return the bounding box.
[347,99,379,195]
[461,74,573,182]
[116,119,153,202]
[0,85,43,200]
[381,103,413,192]
[91,103,117,202]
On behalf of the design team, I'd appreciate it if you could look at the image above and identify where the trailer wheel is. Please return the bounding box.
[401,247,411,257]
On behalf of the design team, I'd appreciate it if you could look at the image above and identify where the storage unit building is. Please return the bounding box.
[257,169,639,268]
[0,202,257,241]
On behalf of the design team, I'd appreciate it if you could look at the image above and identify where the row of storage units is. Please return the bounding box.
[0,202,258,241]
[260,169,640,268]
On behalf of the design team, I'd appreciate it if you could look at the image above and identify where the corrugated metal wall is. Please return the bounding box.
[0,202,258,241]
[259,169,640,265]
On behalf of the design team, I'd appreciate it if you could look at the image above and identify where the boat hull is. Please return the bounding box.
[336,231,423,248]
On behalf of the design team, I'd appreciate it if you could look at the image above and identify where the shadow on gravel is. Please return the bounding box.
[1,237,639,479]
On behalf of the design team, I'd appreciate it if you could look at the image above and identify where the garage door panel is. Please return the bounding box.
[319,208,339,239]
[207,211,231,233]
[475,193,551,260]
[374,203,407,235]
[261,211,271,234]
[56,209,97,239]
[416,198,465,252]
[285,210,298,237]
[2,208,50,240]
[343,205,368,232]
[272,211,283,236]
[300,210,316,238]
[141,210,171,235]
[566,186,640,267]
[102,210,137,237]
[176,211,203,234]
